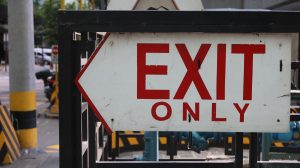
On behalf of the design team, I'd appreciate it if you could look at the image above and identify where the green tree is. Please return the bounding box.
[40,0,76,46]
[34,0,77,47]
[66,1,76,9]
[41,0,60,46]
[33,0,41,6]
[34,0,44,47]
[0,0,7,5]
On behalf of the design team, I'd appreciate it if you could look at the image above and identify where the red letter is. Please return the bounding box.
[183,102,200,121]
[232,44,265,100]
[217,44,226,100]
[174,44,211,100]
[212,103,226,121]
[151,102,172,121]
[233,103,249,122]
[137,43,169,99]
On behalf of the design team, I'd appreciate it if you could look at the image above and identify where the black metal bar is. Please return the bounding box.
[270,146,300,153]
[188,132,192,150]
[81,33,89,168]
[235,132,243,168]
[103,133,109,161]
[58,10,300,33]
[167,132,176,160]
[232,135,236,156]
[249,133,258,168]
[95,161,235,168]
[290,114,300,121]
[88,111,96,167]
[257,133,262,162]
[99,123,104,148]
[59,26,72,168]
[59,28,82,168]
[87,33,96,168]
[74,41,84,167]
[116,131,120,157]
[298,34,300,88]
[107,134,112,158]
[291,61,300,70]
[83,152,88,168]
[82,110,88,141]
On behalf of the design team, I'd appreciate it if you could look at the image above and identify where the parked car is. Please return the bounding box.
[34,48,52,65]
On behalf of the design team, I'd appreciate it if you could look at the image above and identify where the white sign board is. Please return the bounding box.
[76,33,291,133]
[107,0,203,11]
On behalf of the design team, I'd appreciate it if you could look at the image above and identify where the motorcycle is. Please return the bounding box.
[35,69,55,102]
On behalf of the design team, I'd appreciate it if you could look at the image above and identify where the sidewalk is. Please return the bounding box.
[0,65,59,168]
[4,152,59,168]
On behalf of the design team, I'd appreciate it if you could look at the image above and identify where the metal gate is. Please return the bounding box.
[59,10,300,168]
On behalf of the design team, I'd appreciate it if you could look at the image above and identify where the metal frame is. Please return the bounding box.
[59,10,300,168]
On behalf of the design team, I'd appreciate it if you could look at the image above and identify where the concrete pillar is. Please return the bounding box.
[7,0,37,149]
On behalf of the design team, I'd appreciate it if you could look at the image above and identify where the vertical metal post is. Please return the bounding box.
[88,112,96,165]
[235,132,243,168]
[59,27,82,167]
[7,0,37,149]
[3,33,8,72]
[80,32,88,168]
[116,131,119,157]
[87,32,97,167]
[188,132,192,149]
[167,132,177,160]
[143,131,159,161]
[296,34,300,89]
[249,133,258,168]
[262,133,271,161]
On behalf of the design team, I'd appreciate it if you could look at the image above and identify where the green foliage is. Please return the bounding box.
[66,2,76,10]
[33,0,41,6]
[34,1,45,46]
[41,0,60,46]
[0,0,7,5]
[34,0,76,47]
